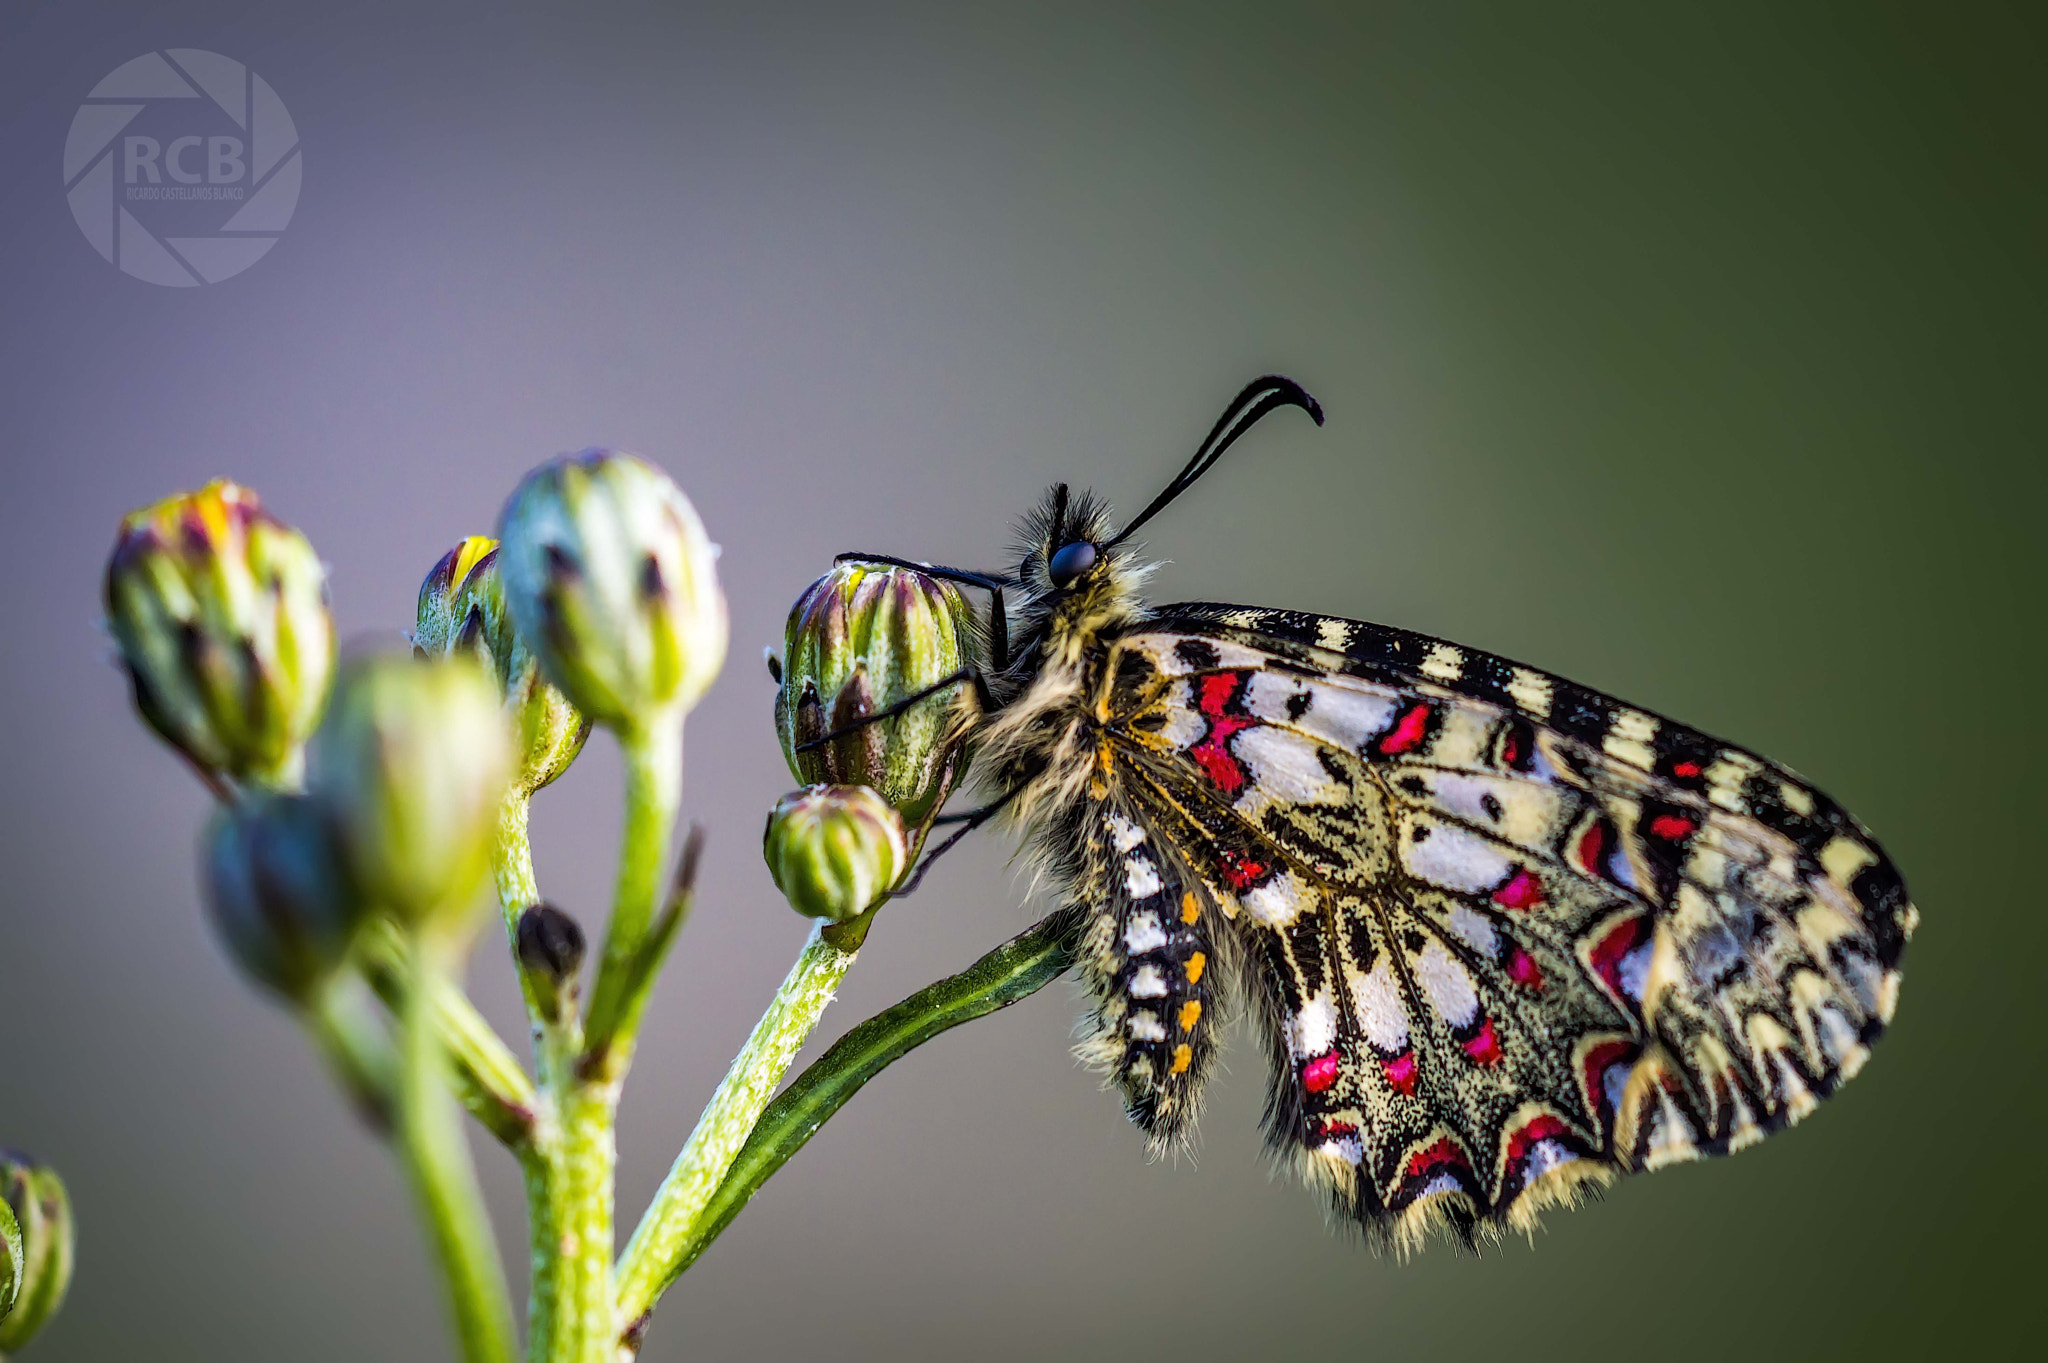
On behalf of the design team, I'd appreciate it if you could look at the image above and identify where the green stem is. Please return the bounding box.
[358,920,538,1149]
[306,975,397,1134]
[583,712,683,1074]
[398,935,519,1363]
[495,790,548,1034]
[543,713,682,1363]
[612,923,865,1340]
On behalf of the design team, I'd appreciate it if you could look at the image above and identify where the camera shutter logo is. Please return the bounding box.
[63,50,301,286]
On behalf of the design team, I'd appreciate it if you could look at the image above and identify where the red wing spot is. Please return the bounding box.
[1504,1114,1570,1169]
[1195,672,1241,718]
[1575,820,1610,876]
[1187,671,1255,795]
[1590,917,1646,997]
[1462,1016,1503,1066]
[1671,760,1703,779]
[1302,1051,1340,1094]
[1508,948,1545,991]
[1501,729,1524,768]
[1405,1136,1470,1179]
[1314,1120,1359,1142]
[1492,867,1545,911]
[1382,1050,1418,1095]
[1215,848,1271,892]
[1582,1039,1638,1118]
[1377,701,1433,755]
[1648,813,1696,841]
[1189,738,1251,796]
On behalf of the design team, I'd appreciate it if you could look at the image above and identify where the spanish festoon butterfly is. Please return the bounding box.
[823,376,1914,1251]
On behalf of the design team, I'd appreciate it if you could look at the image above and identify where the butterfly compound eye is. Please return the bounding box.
[1047,541,1099,589]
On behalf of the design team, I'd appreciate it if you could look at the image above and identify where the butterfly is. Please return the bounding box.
[828,376,1915,1251]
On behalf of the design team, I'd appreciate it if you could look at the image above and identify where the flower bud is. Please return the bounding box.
[763,785,908,923]
[496,451,728,733]
[312,653,512,932]
[104,479,334,788]
[0,1153,73,1352]
[515,902,586,1023]
[416,536,590,792]
[774,561,978,828]
[202,792,364,1004]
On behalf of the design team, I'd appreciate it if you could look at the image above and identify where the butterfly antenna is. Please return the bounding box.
[1105,375,1324,550]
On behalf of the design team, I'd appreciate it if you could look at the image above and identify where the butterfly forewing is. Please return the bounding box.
[1085,604,1913,1247]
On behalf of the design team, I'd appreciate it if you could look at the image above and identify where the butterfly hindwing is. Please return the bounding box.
[1086,604,1914,1247]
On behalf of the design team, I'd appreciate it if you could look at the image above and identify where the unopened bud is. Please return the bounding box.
[416,536,589,792]
[775,561,978,827]
[514,902,585,1021]
[202,793,363,1004]
[763,785,908,923]
[104,479,334,788]
[0,1153,73,1352]
[497,450,727,734]
[312,653,512,932]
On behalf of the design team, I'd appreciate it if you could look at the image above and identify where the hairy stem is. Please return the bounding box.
[495,790,547,1034]
[546,714,683,1363]
[613,924,860,1337]
[398,934,519,1363]
[623,905,1078,1325]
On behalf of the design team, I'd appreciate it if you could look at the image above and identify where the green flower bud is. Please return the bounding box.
[496,451,728,734]
[0,1153,74,1352]
[762,784,908,923]
[312,653,512,932]
[774,561,978,828]
[0,1196,20,1326]
[416,536,590,793]
[201,792,363,1004]
[104,479,335,789]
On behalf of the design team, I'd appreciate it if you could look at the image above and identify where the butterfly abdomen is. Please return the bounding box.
[1072,804,1223,1154]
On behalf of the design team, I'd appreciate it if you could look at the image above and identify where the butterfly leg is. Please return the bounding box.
[886,785,1025,899]
[793,665,993,754]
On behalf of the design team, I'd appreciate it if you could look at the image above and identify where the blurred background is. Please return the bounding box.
[1,2,2040,1358]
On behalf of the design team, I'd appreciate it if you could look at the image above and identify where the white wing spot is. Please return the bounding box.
[1123,853,1162,899]
[1289,990,1339,1058]
[1350,958,1410,1052]
[1234,726,1344,806]
[1402,821,1514,894]
[1243,869,1315,928]
[1127,1009,1166,1041]
[1413,940,1481,1029]
[1316,617,1351,651]
[1129,965,1169,999]
[1446,904,1500,956]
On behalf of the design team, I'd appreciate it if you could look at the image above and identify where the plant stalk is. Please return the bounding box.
[613,924,857,1337]
[398,932,519,1363]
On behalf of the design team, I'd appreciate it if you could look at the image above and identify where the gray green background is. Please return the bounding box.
[1,2,2040,1358]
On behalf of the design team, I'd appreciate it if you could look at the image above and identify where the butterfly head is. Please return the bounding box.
[1011,483,1151,662]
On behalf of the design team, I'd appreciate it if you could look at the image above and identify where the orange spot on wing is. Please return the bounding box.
[1170,1044,1193,1074]
[1180,892,1200,924]
[1184,951,1207,984]
[1178,1000,1203,1032]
